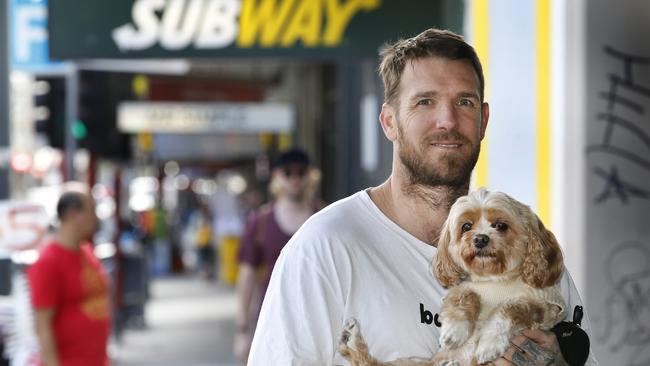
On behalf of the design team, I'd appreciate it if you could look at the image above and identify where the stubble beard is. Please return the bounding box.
[397,122,480,207]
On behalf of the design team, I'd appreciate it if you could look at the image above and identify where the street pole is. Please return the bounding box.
[0,0,11,298]
[0,0,10,199]
[65,66,78,181]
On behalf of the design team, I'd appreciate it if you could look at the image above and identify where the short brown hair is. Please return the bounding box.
[378,28,485,105]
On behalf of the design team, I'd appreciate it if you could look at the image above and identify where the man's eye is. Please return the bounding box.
[457,98,475,107]
[416,99,432,106]
[461,223,472,233]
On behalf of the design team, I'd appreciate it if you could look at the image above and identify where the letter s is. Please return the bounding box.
[112,0,165,51]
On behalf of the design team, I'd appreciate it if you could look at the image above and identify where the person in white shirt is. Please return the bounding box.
[248,28,598,366]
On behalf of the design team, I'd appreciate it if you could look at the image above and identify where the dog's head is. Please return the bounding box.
[433,188,564,289]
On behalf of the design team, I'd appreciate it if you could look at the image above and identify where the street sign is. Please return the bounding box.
[0,201,49,254]
[10,0,70,72]
[117,101,295,133]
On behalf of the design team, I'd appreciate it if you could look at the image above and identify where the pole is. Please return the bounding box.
[0,0,11,199]
[64,66,78,181]
[0,0,12,300]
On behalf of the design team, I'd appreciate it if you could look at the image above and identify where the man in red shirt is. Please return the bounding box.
[28,190,111,366]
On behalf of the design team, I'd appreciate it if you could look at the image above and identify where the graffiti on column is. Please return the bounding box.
[586,46,650,204]
[596,241,650,366]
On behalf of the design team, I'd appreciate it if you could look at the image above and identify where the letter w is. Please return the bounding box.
[237,0,296,48]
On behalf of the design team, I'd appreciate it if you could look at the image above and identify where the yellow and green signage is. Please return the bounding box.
[48,0,461,59]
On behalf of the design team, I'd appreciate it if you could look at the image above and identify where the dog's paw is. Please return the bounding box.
[439,320,471,349]
[437,360,460,366]
[474,320,511,363]
[338,318,361,352]
[475,338,509,364]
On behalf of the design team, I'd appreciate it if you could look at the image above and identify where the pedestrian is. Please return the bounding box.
[28,190,111,366]
[233,148,325,365]
[247,28,598,365]
[192,203,216,280]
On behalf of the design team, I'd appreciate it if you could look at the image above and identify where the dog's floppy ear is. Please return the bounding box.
[433,220,465,288]
[521,212,564,288]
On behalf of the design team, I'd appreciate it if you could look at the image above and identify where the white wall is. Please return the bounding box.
[465,0,584,278]
[584,0,650,364]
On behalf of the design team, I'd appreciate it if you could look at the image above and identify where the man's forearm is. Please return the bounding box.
[34,312,59,366]
[236,264,257,332]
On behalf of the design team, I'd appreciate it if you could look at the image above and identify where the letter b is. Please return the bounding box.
[420,303,433,324]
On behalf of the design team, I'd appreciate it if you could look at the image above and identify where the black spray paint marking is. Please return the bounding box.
[586,46,650,204]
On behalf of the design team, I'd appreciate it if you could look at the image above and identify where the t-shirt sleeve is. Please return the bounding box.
[559,268,600,366]
[238,211,263,267]
[247,229,344,365]
[27,255,60,309]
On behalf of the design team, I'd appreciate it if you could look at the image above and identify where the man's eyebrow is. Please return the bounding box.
[409,91,438,101]
[409,91,480,102]
[458,91,480,100]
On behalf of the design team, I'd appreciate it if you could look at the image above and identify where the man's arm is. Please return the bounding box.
[34,308,59,366]
[233,263,257,363]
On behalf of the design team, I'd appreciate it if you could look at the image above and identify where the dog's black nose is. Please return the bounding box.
[473,234,490,249]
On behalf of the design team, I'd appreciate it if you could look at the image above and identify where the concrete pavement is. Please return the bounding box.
[112,275,239,366]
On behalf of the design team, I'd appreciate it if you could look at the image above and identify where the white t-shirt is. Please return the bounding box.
[248,190,598,365]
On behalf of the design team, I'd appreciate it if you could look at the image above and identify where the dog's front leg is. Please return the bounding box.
[474,299,551,364]
[438,288,481,350]
[338,318,386,366]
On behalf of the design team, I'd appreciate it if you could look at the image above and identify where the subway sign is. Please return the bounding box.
[48,0,460,59]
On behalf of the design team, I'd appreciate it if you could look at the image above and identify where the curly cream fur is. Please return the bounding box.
[338,189,566,366]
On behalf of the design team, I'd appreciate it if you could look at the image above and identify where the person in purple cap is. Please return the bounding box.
[233,148,325,364]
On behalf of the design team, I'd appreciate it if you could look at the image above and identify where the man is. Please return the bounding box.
[248,29,597,365]
[28,190,111,366]
[234,148,324,364]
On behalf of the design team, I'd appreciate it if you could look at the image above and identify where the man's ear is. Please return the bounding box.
[379,102,398,142]
[479,102,490,140]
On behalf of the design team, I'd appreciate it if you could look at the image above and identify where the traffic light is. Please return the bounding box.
[33,77,65,149]
[77,71,131,159]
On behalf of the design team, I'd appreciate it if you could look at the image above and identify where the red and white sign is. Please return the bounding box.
[0,201,49,252]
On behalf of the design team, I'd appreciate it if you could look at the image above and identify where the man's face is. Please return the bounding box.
[274,163,309,201]
[385,56,489,188]
[78,194,100,240]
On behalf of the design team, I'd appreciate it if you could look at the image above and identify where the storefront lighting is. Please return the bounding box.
[10,152,32,173]
[94,242,117,259]
[174,174,190,190]
[164,160,180,176]
[227,175,247,195]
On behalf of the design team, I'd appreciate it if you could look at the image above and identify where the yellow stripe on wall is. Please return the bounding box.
[535,0,551,225]
[472,0,490,189]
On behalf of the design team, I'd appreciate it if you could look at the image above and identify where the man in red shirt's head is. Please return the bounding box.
[28,189,111,366]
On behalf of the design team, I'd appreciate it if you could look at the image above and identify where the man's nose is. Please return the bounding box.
[434,103,459,130]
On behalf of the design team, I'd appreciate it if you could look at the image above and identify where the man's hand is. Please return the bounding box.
[481,329,569,366]
[233,330,252,365]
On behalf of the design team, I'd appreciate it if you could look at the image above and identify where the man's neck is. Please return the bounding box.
[55,226,83,251]
[275,195,311,211]
[274,195,315,235]
[368,175,467,246]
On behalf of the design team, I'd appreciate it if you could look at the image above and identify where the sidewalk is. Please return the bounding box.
[112,275,239,366]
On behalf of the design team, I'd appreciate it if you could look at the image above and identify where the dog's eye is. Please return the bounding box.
[461,223,472,233]
[493,222,508,232]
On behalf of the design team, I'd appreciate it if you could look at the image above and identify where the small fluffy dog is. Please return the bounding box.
[339,189,566,366]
